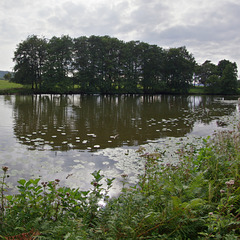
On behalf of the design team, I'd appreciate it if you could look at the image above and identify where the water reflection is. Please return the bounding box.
[1,94,238,195]
[8,94,236,151]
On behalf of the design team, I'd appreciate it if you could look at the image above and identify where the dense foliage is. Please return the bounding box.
[12,35,238,94]
[195,60,239,94]
[1,122,240,239]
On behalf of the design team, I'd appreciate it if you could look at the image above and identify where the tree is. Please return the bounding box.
[87,35,104,92]
[3,72,12,81]
[73,36,91,92]
[100,36,123,93]
[220,63,238,94]
[138,43,165,93]
[121,41,142,93]
[12,35,238,95]
[195,60,217,86]
[203,60,238,94]
[217,59,236,77]
[205,75,221,94]
[13,35,47,90]
[42,35,73,92]
[163,47,196,93]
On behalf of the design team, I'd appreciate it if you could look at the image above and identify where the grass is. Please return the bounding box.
[1,121,240,239]
[0,80,32,94]
[0,80,24,90]
[189,86,205,94]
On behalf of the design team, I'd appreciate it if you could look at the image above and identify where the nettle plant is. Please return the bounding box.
[99,130,240,239]
[0,167,114,238]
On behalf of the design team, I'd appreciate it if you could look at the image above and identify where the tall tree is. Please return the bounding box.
[13,35,238,95]
[220,63,238,94]
[217,59,236,77]
[163,46,195,93]
[195,60,217,86]
[73,36,91,92]
[13,35,47,90]
[121,41,142,93]
[42,35,73,92]
[100,36,123,93]
[140,43,165,93]
[87,35,103,92]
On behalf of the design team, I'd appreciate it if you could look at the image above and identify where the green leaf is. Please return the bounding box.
[5,195,13,201]
[17,179,26,186]
[25,180,33,188]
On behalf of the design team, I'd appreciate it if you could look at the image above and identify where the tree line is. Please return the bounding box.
[12,35,238,94]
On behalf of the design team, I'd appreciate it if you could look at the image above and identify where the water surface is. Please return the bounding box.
[0,94,238,194]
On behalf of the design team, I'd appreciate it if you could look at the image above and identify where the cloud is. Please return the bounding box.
[0,0,240,72]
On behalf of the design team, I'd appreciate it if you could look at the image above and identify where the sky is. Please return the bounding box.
[0,0,240,74]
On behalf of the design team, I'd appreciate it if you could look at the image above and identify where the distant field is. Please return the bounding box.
[0,80,24,90]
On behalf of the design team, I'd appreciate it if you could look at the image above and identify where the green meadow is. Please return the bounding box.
[0,80,24,90]
[0,80,32,94]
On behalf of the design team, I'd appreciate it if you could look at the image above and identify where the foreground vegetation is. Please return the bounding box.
[1,123,240,239]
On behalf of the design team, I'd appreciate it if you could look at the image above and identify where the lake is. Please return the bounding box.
[0,94,239,196]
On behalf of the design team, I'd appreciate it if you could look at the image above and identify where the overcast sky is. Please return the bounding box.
[0,0,239,73]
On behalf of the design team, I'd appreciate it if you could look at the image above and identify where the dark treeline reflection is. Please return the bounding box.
[10,94,236,151]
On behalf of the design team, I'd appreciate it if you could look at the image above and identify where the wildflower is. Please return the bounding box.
[93,182,98,187]
[220,189,225,193]
[41,181,48,187]
[229,180,235,185]
[2,166,8,172]
[209,212,213,216]
[225,180,235,186]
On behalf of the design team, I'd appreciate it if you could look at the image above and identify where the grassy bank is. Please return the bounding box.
[1,123,240,239]
[0,81,238,95]
[0,80,32,95]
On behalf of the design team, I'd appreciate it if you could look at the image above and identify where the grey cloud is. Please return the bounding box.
[131,1,169,23]
[45,1,124,37]
[0,0,31,9]
[0,0,240,71]
[148,0,240,45]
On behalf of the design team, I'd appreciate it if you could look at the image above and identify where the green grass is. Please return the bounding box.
[0,80,24,90]
[189,86,205,94]
[0,80,33,94]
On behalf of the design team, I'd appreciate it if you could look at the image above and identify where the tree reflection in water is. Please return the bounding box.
[9,94,236,151]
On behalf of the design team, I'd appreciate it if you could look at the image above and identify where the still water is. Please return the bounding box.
[0,94,239,194]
